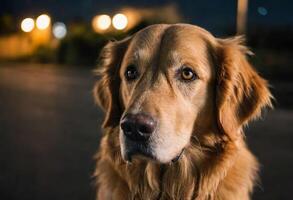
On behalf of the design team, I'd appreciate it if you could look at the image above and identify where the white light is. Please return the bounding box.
[52,22,67,39]
[93,15,111,31]
[36,14,51,30]
[112,13,128,30]
[21,18,34,32]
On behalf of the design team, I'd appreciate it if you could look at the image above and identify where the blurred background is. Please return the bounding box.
[0,0,292,200]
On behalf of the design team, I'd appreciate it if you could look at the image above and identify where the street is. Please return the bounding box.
[0,64,292,200]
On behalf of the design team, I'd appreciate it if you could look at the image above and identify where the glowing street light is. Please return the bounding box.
[52,22,67,39]
[92,14,111,32]
[21,18,34,32]
[36,14,51,30]
[237,0,248,34]
[112,13,128,30]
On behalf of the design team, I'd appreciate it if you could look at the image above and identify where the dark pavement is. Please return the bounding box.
[0,64,292,200]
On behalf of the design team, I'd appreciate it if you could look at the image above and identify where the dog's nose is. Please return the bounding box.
[120,113,156,141]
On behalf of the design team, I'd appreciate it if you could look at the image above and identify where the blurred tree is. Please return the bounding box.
[0,14,16,35]
[57,23,109,66]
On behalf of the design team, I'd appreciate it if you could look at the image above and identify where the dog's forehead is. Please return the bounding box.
[125,25,169,60]
[125,24,215,63]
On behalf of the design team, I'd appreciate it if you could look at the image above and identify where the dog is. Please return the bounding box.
[93,24,272,200]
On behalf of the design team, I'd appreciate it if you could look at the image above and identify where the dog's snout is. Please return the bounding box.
[120,113,156,141]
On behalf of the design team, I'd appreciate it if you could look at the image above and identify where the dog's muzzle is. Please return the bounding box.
[120,112,185,163]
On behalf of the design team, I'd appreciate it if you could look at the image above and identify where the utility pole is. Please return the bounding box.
[237,0,248,35]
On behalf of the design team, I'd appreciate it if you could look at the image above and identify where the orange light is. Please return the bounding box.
[36,14,51,30]
[21,18,34,32]
[112,13,128,30]
[92,15,111,32]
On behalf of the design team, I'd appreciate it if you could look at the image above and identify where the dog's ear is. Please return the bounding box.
[93,38,130,128]
[215,36,273,140]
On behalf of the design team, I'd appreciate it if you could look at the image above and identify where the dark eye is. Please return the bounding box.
[125,65,139,81]
[180,67,196,81]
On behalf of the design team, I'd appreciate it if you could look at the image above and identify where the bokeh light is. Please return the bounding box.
[92,15,111,32]
[21,18,34,32]
[258,7,268,16]
[36,14,51,30]
[52,22,67,39]
[112,13,128,30]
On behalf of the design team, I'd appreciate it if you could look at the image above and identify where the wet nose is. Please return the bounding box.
[120,113,157,141]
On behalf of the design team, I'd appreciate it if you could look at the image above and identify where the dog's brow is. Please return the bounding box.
[170,51,182,63]
[166,51,182,68]
[133,50,141,60]
[132,49,148,62]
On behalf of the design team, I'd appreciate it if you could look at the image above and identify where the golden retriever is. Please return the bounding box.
[93,24,272,200]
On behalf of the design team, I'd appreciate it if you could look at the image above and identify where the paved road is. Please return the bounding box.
[0,64,292,200]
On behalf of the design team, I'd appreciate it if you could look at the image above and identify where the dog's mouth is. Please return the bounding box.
[122,139,154,162]
[123,140,185,163]
[171,148,185,162]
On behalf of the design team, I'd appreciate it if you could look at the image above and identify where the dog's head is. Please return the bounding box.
[94,24,272,163]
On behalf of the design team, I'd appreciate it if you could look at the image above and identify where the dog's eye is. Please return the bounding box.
[125,65,139,81]
[180,67,196,81]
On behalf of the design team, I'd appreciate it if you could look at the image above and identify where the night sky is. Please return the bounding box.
[1,0,293,35]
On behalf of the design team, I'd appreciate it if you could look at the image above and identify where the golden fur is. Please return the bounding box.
[93,24,272,200]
